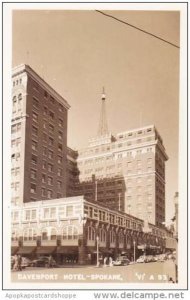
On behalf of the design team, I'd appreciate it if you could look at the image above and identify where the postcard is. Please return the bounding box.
[2,1,188,295]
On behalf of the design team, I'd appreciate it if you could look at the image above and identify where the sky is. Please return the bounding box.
[12,9,180,223]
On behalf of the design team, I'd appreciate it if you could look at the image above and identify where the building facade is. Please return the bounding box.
[11,64,70,205]
[74,126,168,226]
[11,196,171,265]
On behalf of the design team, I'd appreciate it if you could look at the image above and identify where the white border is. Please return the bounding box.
[2,1,188,291]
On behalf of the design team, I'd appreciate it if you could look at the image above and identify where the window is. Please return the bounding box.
[12,96,17,112]
[59,103,64,112]
[42,174,46,183]
[50,208,56,218]
[58,119,63,127]
[47,176,53,185]
[23,228,37,241]
[58,131,63,140]
[57,181,62,189]
[43,147,47,156]
[43,122,47,129]
[47,190,53,199]
[42,134,47,143]
[49,124,54,132]
[32,112,38,122]
[30,183,36,193]
[42,161,46,169]
[50,228,57,240]
[147,158,152,165]
[49,111,54,120]
[99,228,106,243]
[32,126,38,136]
[66,206,73,217]
[62,225,78,240]
[48,150,53,159]
[110,230,116,244]
[48,164,53,172]
[49,137,54,146]
[42,188,46,197]
[44,106,48,116]
[33,97,39,108]
[58,144,62,152]
[31,169,37,179]
[50,96,55,104]
[88,226,95,241]
[41,228,48,240]
[44,91,48,98]
[32,140,37,151]
[31,155,37,165]
[57,168,62,176]
[148,166,152,172]
[58,156,62,164]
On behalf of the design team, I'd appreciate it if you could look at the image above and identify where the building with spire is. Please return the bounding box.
[73,90,168,226]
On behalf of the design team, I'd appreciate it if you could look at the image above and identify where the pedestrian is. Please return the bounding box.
[48,255,53,268]
[103,256,107,267]
[109,256,113,267]
[17,255,22,271]
[13,254,19,271]
[168,277,175,283]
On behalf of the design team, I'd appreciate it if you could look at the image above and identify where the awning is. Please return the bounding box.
[56,247,77,254]
[36,247,56,254]
[11,246,18,255]
[17,247,36,254]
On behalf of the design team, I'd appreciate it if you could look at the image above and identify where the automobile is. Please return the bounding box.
[145,255,156,263]
[11,256,14,269]
[136,256,146,263]
[30,256,57,268]
[21,257,32,268]
[113,256,130,266]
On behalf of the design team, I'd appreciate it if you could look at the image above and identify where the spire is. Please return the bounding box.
[98,87,109,136]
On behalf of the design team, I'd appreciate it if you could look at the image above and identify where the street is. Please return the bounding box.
[11,260,176,283]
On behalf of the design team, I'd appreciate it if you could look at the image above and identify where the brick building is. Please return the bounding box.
[11,196,171,264]
[11,64,70,205]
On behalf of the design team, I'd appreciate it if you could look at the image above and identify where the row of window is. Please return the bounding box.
[118,128,153,139]
[11,123,21,134]
[12,94,22,114]
[80,166,153,178]
[79,146,153,158]
[85,205,142,230]
[81,155,153,166]
[12,205,82,222]
[13,78,22,86]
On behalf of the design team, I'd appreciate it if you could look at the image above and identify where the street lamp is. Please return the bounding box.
[96,236,99,267]
[95,180,98,202]
[133,240,136,262]
[118,193,121,211]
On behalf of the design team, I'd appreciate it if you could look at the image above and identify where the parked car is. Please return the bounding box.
[30,256,57,268]
[136,255,146,263]
[21,257,32,268]
[113,256,130,266]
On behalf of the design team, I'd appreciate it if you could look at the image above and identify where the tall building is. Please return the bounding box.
[74,92,168,226]
[11,64,70,205]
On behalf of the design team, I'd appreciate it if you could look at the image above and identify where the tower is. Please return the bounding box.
[98,88,109,136]
[11,64,70,205]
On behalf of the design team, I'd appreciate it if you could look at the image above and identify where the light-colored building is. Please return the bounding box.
[11,196,171,265]
[74,93,168,226]
[11,64,70,205]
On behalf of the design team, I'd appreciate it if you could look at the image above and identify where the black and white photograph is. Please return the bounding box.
[2,1,188,293]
